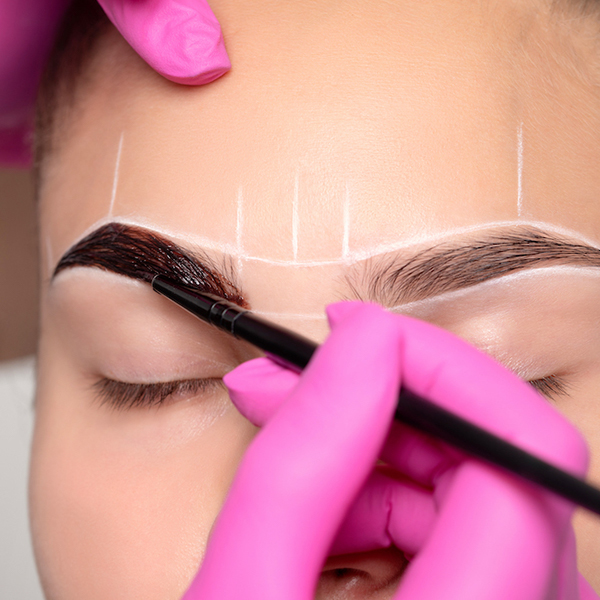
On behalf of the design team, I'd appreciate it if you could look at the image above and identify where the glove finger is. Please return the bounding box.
[330,469,436,557]
[228,362,461,491]
[225,351,453,553]
[380,316,588,599]
[396,314,588,478]
[225,357,300,426]
[98,0,230,84]
[381,420,460,487]
[555,528,582,599]
[326,300,368,326]
[395,461,567,600]
[226,315,462,488]
[185,303,402,600]
[225,302,389,427]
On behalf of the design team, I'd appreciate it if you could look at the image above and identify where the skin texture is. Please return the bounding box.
[32,0,600,598]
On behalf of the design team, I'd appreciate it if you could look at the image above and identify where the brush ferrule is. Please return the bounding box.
[208,300,246,333]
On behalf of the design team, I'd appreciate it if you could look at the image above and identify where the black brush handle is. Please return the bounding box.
[152,275,600,516]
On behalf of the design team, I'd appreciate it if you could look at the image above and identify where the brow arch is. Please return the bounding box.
[350,227,600,305]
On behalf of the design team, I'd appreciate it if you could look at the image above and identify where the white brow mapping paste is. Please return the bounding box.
[108,132,124,219]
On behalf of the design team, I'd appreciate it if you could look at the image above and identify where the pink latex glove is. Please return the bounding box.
[97,0,230,84]
[0,0,229,167]
[183,302,599,600]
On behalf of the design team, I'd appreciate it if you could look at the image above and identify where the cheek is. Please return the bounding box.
[30,353,257,600]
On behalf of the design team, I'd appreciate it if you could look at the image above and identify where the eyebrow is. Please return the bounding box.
[54,222,600,311]
[52,222,248,307]
[352,227,600,305]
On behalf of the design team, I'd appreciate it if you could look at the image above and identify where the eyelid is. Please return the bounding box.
[92,377,225,410]
[94,371,568,411]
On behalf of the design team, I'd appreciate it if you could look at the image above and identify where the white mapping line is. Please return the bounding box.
[61,216,600,269]
[224,266,600,322]
[242,255,345,267]
[387,265,600,313]
[336,218,600,263]
[73,214,242,257]
[292,173,299,260]
[108,132,124,218]
[253,310,328,320]
[342,182,350,260]
[517,122,523,217]
[236,186,244,274]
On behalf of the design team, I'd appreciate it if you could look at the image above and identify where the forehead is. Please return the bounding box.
[40,0,600,282]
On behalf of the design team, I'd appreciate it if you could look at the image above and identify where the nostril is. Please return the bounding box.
[317,569,365,600]
[317,547,409,599]
[333,568,354,579]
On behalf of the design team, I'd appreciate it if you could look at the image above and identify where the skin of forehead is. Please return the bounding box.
[39,0,600,312]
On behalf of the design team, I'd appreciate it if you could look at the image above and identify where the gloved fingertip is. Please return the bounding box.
[133,30,230,86]
[158,56,231,86]
[326,301,365,327]
[99,0,231,85]
[224,357,284,389]
[224,357,299,426]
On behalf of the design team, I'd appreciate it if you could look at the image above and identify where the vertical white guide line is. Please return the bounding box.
[517,122,524,217]
[342,182,350,260]
[236,185,244,274]
[292,172,299,260]
[108,131,124,218]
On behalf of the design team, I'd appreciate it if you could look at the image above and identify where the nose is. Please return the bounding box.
[316,547,409,599]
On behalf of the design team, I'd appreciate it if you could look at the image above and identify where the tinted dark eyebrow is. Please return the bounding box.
[52,222,248,308]
[351,227,600,305]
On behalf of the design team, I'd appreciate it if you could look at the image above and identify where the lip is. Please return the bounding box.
[316,547,409,599]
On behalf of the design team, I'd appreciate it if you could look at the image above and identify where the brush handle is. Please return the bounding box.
[396,390,600,515]
[152,275,600,516]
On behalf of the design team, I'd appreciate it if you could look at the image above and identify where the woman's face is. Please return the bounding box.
[32,0,600,598]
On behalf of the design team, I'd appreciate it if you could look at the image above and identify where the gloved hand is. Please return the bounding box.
[0,0,229,167]
[97,0,230,84]
[182,302,599,600]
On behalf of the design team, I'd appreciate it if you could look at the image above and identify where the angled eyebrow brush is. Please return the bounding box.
[152,275,600,517]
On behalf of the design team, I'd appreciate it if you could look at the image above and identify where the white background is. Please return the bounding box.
[0,357,45,599]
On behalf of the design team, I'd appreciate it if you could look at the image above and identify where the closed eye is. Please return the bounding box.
[94,372,569,410]
[92,377,225,410]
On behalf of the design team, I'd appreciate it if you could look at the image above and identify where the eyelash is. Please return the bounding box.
[527,374,569,401]
[94,371,569,411]
[92,377,224,410]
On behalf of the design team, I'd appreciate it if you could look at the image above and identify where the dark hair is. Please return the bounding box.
[34,0,111,174]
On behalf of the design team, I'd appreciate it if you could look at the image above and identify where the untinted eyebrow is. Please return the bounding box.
[52,222,248,307]
[353,227,600,305]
